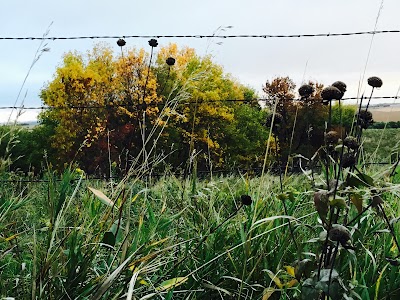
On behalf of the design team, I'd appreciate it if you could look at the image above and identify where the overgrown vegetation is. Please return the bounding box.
[1,38,400,299]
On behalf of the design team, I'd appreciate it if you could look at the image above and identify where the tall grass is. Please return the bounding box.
[0,164,399,299]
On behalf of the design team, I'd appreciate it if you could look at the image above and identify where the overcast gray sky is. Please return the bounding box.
[1,0,399,122]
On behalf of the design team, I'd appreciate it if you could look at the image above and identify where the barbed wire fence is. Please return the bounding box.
[1,30,400,41]
[1,30,400,183]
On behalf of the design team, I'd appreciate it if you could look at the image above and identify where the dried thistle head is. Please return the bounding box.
[329,224,352,246]
[325,131,340,145]
[321,86,343,101]
[148,39,158,47]
[368,76,383,88]
[117,39,126,47]
[357,110,374,129]
[332,81,347,94]
[314,191,329,223]
[265,113,284,133]
[343,136,359,150]
[241,195,252,206]
[341,153,356,168]
[298,84,314,98]
[166,57,176,66]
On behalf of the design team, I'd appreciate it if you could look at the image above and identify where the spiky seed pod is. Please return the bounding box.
[298,84,314,98]
[325,131,340,144]
[241,195,252,206]
[148,39,158,47]
[343,136,359,150]
[368,76,383,88]
[341,153,356,168]
[321,86,343,101]
[265,113,284,132]
[371,194,384,208]
[329,224,352,245]
[117,39,126,47]
[332,81,347,94]
[357,110,374,129]
[166,57,176,66]
[314,191,329,223]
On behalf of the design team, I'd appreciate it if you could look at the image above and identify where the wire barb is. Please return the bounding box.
[1,30,400,41]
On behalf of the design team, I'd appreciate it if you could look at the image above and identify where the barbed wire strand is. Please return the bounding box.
[0,96,398,110]
[0,161,394,184]
[1,30,400,41]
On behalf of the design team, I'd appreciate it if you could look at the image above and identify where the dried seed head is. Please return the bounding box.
[321,86,343,101]
[371,195,384,208]
[117,39,126,47]
[368,76,383,88]
[148,39,158,47]
[343,136,359,150]
[332,81,347,94]
[325,131,340,144]
[314,191,329,222]
[329,224,352,245]
[265,113,284,132]
[241,194,252,206]
[341,153,356,168]
[166,57,176,66]
[357,110,374,129]
[298,84,314,98]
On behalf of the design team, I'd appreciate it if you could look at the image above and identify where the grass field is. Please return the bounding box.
[363,128,400,162]
[1,129,400,299]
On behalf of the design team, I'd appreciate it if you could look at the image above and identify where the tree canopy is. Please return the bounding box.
[39,42,268,175]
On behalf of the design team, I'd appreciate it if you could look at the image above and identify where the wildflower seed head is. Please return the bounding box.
[265,113,284,130]
[329,224,351,245]
[371,194,384,208]
[166,57,176,66]
[241,194,252,206]
[325,131,340,144]
[343,136,359,150]
[321,86,343,101]
[148,39,158,47]
[341,153,356,168]
[314,191,329,222]
[332,81,347,94]
[117,39,126,47]
[368,76,383,88]
[298,84,314,98]
[357,110,374,129]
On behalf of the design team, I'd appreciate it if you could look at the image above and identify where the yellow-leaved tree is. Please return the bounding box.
[40,43,160,173]
[153,44,256,172]
[41,42,265,174]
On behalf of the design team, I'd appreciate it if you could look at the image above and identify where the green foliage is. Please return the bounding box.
[38,43,267,175]
[224,104,269,168]
[331,103,357,134]
[0,123,55,174]
[363,128,400,162]
[1,169,399,299]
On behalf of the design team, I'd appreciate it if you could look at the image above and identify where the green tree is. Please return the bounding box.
[331,104,357,134]
[40,43,265,174]
[153,44,260,172]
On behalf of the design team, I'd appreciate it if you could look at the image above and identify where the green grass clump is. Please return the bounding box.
[363,128,400,163]
[1,166,399,299]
